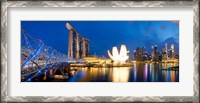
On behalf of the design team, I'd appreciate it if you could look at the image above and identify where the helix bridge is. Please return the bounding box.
[21,29,85,82]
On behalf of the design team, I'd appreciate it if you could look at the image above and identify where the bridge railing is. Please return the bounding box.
[21,29,86,78]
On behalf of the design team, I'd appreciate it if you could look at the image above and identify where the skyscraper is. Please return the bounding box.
[66,23,90,59]
[151,45,160,61]
[133,47,148,61]
[171,44,175,59]
[151,46,155,61]
[162,43,168,60]
[165,43,168,53]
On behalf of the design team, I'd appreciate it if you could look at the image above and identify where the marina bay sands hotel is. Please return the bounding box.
[66,23,90,59]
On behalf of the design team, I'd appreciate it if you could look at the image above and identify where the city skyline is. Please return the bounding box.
[21,21,179,82]
[21,21,179,58]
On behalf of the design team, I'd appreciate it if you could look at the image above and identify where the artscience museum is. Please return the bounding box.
[107,45,129,64]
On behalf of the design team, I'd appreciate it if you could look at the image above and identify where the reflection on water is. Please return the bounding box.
[112,67,129,82]
[39,63,178,82]
[65,63,179,82]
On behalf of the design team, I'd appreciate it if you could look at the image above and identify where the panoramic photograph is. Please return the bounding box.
[21,21,179,82]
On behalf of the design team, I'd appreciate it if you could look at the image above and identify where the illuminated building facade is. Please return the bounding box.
[161,43,176,61]
[133,47,149,61]
[66,23,89,59]
[161,43,168,60]
[151,45,161,61]
[168,44,175,59]
[107,45,129,64]
[82,56,111,64]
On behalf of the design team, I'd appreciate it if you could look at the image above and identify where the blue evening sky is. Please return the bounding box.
[21,21,179,58]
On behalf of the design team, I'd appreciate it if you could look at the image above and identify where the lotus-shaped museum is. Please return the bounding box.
[107,45,129,64]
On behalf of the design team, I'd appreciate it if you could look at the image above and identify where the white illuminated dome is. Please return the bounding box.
[107,45,129,64]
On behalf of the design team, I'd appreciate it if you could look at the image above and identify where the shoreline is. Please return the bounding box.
[70,61,179,68]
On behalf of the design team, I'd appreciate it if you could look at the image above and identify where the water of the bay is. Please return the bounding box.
[40,62,179,82]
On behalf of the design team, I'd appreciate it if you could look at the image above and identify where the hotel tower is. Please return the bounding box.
[66,22,89,59]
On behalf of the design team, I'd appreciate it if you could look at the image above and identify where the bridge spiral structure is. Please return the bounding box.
[21,29,85,82]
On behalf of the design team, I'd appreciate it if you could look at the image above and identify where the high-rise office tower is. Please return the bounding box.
[171,44,175,59]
